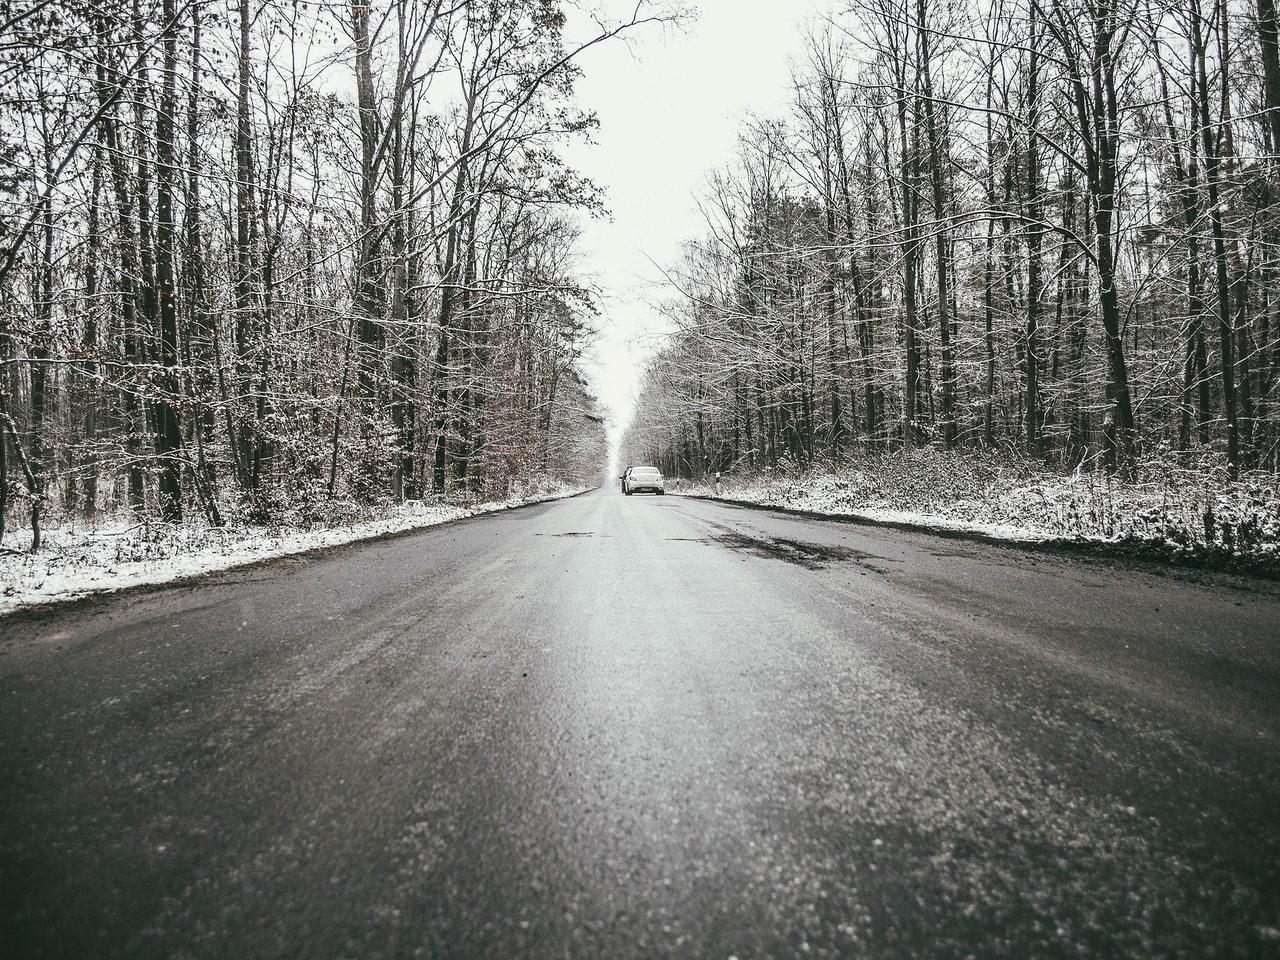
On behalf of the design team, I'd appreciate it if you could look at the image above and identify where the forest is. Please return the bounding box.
[623,0,1280,495]
[0,0,669,550]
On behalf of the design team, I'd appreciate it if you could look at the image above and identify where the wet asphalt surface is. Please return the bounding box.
[1,488,1279,959]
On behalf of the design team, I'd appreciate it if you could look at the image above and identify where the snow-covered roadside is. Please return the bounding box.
[676,450,1280,575]
[0,484,590,616]
[685,487,1062,543]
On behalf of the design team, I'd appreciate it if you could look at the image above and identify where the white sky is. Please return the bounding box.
[562,0,840,449]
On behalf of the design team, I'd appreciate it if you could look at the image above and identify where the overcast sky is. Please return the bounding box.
[561,0,840,449]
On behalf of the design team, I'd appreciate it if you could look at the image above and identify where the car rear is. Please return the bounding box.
[625,467,665,495]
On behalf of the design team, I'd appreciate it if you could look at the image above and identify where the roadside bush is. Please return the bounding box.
[703,447,1280,573]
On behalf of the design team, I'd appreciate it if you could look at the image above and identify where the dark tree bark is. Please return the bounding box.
[154,0,183,521]
[1190,0,1240,473]
[917,0,956,446]
[1024,3,1044,451]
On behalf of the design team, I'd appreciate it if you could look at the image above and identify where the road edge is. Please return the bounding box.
[679,493,1280,583]
[0,487,598,626]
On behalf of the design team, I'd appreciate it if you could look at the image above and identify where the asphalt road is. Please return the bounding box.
[2,488,1279,959]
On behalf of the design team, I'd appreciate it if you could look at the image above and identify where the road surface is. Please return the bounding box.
[2,488,1278,959]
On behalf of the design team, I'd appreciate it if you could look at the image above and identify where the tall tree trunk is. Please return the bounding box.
[95,28,145,510]
[233,0,257,493]
[1050,0,1137,471]
[1258,0,1280,151]
[351,0,384,417]
[154,0,183,520]
[389,4,415,498]
[894,65,922,446]
[1025,4,1044,451]
[820,87,844,458]
[82,142,102,515]
[432,92,477,493]
[1191,0,1240,473]
[917,0,955,446]
[184,1,220,522]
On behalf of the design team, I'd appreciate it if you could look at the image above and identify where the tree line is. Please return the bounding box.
[623,0,1280,485]
[1,0,670,549]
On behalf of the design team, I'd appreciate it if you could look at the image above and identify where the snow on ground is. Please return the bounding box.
[0,482,589,616]
[678,449,1280,574]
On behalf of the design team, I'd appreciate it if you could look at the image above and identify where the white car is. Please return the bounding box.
[623,466,665,495]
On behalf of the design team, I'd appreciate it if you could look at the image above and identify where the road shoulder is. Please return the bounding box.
[677,492,1280,586]
[0,487,595,624]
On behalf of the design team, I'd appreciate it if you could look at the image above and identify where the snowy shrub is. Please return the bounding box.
[704,447,1280,574]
